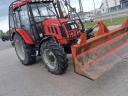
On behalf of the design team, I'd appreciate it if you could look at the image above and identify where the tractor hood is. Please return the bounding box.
[42,18,69,26]
[42,18,80,45]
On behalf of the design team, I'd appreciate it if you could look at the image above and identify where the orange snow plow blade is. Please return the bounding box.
[72,20,128,80]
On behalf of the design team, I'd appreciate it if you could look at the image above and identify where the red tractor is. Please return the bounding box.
[8,0,128,80]
[9,0,93,75]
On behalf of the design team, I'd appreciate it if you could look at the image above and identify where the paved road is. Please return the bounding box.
[0,48,128,96]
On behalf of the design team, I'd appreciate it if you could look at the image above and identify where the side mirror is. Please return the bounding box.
[71,8,76,12]
[53,0,57,5]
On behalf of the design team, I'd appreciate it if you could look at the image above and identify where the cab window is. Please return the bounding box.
[30,2,56,22]
[19,5,30,32]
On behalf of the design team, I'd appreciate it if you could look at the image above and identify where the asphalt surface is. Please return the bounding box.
[0,47,128,96]
[0,28,128,96]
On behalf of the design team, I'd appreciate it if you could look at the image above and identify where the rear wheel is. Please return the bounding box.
[41,39,68,75]
[13,33,36,65]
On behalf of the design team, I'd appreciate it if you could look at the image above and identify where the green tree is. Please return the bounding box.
[6,30,10,36]
[0,30,4,38]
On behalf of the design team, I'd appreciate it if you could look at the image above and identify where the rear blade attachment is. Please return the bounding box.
[71,20,128,80]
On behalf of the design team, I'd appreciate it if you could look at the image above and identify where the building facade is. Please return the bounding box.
[100,0,121,13]
[121,0,128,8]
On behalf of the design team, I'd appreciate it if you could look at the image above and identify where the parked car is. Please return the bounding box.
[81,17,94,22]
[1,35,9,42]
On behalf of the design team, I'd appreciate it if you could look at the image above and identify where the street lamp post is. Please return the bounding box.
[93,0,96,14]
[93,0,96,17]
[78,0,84,18]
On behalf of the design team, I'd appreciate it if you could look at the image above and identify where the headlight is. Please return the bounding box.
[70,24,77,29]
[65,22,78,30]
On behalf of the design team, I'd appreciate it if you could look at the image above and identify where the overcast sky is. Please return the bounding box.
[0,0,102,32]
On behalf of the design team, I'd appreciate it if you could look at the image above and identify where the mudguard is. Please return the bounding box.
[15,29,34,45]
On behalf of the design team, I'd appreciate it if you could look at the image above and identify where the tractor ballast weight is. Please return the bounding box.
[72,20,128,80]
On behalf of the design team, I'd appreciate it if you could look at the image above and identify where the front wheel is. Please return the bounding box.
[13,33,36,65]
[41,39,68,75]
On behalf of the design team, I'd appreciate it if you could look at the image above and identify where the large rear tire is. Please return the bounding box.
[13,33,36,65]
[41,39,68,75]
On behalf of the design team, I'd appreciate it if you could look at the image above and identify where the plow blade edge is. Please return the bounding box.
[72,20,128,80]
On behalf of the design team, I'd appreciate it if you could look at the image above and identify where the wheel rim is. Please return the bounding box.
[42,49,57,70]
[15,39,25,61]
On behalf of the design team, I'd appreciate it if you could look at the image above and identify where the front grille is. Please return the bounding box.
[59,26,67,37]
[51,27,54,33]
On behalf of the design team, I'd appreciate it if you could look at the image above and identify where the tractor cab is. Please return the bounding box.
[9,0,81,45]
[9,0,58,41]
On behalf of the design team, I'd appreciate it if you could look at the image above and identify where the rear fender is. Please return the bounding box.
[12,29,34,45]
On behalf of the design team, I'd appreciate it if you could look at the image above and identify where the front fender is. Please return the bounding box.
[39,36,53,47]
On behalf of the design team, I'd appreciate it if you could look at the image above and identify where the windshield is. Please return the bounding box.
[30,2,56,22]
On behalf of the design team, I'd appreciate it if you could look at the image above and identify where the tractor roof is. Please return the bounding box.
[11,0,54,11]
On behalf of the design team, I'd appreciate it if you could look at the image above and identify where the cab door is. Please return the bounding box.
[18,4,39,41]
[19,5,31,34]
